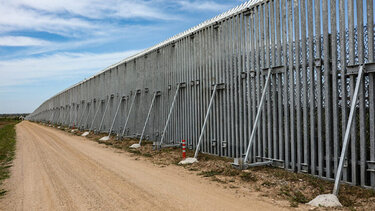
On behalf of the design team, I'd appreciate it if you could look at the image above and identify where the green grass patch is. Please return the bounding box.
[0,119,19,197]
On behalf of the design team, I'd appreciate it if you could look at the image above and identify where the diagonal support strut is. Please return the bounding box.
[159,83,181,147]
[333,65,365,195]
[244,68,272,164]
[120,91,139,138]
[137,91,160,147]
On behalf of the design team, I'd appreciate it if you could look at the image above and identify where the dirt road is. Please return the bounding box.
[0,121,286,210]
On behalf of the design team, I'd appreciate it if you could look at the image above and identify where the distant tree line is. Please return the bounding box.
[0,114,29,120]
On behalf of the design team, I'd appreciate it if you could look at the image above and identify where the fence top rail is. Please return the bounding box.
[43,0,263,102]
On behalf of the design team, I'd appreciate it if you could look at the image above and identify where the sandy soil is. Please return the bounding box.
[0,121,288,211]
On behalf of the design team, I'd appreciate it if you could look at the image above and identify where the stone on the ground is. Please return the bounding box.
[307,194,342,207]
[81,131,89,137]
[178,157,198,165]
[99,136,110,141]
[71,129,77,133]
[57,126,61,129]
[130,143,141,149]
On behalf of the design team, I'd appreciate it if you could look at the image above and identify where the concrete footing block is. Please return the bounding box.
[130,143,141,149]
[178,157,198,165]
[307,194,342,207]
[81,131,90,137]
[99,136,110,141]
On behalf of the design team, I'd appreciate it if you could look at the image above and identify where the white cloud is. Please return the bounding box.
[176,0,231,11]
[0,0,175,38]
[0,50,142,87]
[10,0,173,20]
[0,4,95,36]
[0,36,51,46]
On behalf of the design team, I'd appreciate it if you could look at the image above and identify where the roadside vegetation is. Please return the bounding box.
[45,123,375,209]
[0,118,19,197]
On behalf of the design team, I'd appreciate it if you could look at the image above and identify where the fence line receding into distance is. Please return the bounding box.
[27,0,375,189]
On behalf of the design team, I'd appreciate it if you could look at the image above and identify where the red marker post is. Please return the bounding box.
[182,139,186,159]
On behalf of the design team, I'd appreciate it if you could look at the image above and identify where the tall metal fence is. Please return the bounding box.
[27,0,375,189]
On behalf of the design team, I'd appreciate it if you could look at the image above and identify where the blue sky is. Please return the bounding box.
[0,0,244,114]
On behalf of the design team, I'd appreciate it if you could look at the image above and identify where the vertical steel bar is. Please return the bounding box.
[238,13,244,158]
[247,11,255,161]
[218,21,224,156]
[330,0,339,178]
[256,6,262,161]
[301,0,309,171]
[187,35,193,150]
[260,3,267,161]
[288,0,295,171]
[348,0,357,185]
[224,19,230,157]
[339,0,348,182]
[276,0,284,162]
[283,0,289,168]
[181,38,186,147]
[270,0,278,161]
[294,0,302,172]
[356,0,366,187]
[228,18,234,157]
[206,27,211,154]
[315,0,323,177]
[265,1,273,160]
[214,23,220,156]
[323,0,332,178]
[234,15,240,158]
